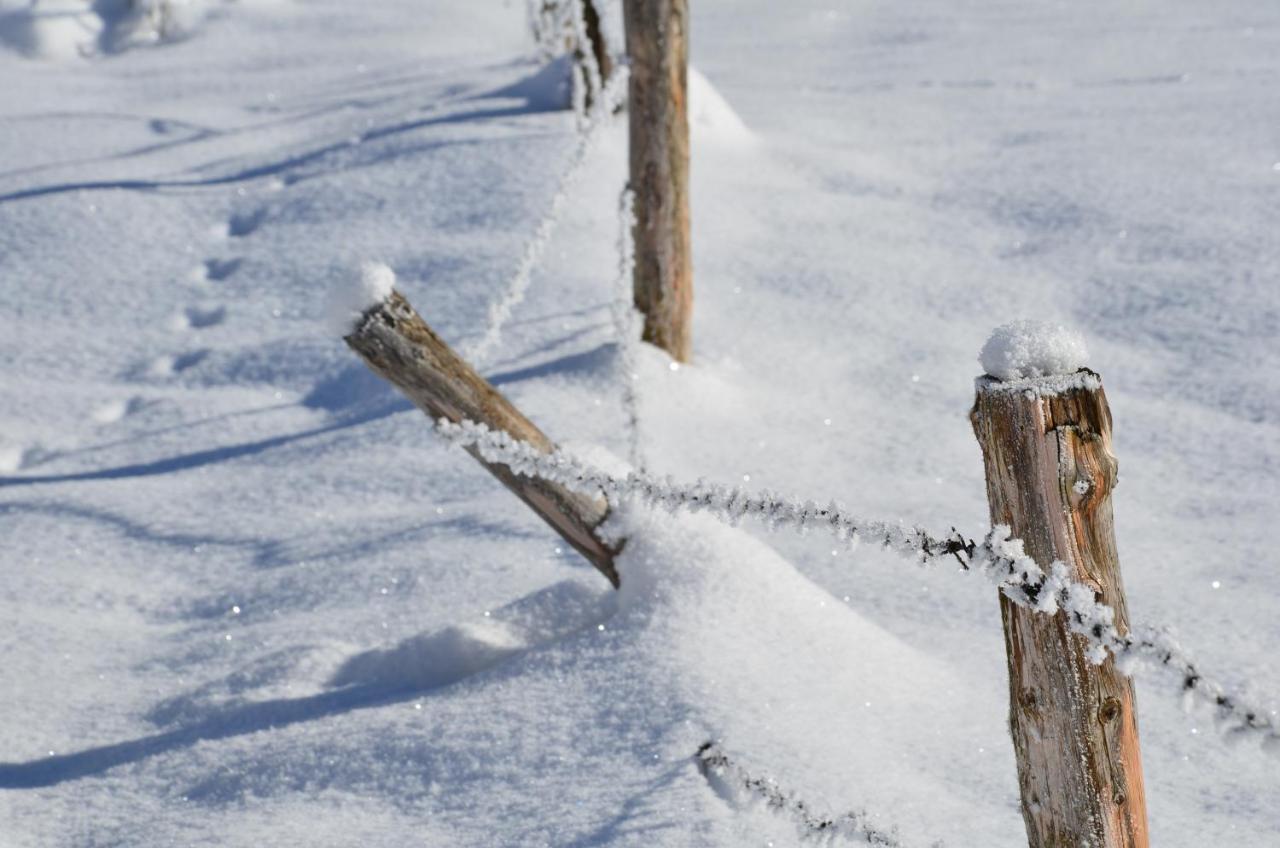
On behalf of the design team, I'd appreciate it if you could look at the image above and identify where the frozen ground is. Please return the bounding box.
[1,1,1278,845]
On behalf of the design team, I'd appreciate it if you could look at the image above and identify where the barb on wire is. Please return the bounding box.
[461,61,627,369]
[696,742,928,846]
[436,418,1280,752]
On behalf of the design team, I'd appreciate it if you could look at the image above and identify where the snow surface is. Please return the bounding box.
[2,1,1279,846]
[978,320,1089,381]
[687,66,754,149]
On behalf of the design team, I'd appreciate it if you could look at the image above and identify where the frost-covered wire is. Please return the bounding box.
[696,742,929,846]
[968,530,1278,751]
[566,0,605,126]
[611,187,645,469]
[461,63,627,369]
[436,418,1280,752]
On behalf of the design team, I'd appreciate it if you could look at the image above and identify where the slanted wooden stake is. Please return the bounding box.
[624,0,693,362]
[344,290,620,587]
[971,372,1149,848]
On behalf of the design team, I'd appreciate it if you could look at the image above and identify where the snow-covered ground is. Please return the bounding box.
[2,1,1278,845]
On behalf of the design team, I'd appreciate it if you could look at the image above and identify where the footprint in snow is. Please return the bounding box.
[91,396,143,424]
[171,304,227,331]
[149,350,208,377]
[202,257,242,282]
[226,206,267,238]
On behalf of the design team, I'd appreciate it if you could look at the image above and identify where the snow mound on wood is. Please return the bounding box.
[979,320,1089,381]
[326,261,396,336]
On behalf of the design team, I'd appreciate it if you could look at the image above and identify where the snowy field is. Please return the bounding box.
[2,1,1278,845]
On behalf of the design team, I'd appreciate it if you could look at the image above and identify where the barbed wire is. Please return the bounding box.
[492,0,1277,768]
[435,417,1280,753]
[696,742,930,846]
[460,51,626,368]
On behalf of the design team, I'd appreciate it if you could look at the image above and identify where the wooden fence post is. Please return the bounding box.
[971,371,1149,848]
[623,0,693,362]
[344,290,620,588]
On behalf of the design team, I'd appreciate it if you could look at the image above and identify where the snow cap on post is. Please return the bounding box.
[327,261,396,336]
[979,320,1089,381]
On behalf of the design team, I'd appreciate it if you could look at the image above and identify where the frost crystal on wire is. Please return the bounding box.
[436,417,1280,752]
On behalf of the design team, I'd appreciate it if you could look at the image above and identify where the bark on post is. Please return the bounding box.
[344,290,620,588]
[971,372,1149,848]
[624,0,693,362]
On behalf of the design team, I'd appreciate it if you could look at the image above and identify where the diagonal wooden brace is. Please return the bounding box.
[344,290,620,587]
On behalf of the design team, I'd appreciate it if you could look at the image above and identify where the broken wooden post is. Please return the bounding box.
[971,331,1149,847]
[623,0,693,362]
[344,288,620,587]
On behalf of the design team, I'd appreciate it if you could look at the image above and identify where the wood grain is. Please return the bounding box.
[345,290,620,587]
[972,373,1149,848]
[623,0,693,362]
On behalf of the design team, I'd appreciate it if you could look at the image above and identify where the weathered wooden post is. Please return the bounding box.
[343,287,620,587]
[970,324,1149,848]
[623,0,693,362]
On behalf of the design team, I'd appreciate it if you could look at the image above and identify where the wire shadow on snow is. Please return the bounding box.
[0,103,559,205]
[0,579,615,789]
[0,683,417,789]
[559,761,695,847]
[329,579,613,689]
[0,401,406,488]
[0,55,559,186]
[301,363,407,413]
[469,55,574,113]
[487,341,617,387]
[0,500,288,569]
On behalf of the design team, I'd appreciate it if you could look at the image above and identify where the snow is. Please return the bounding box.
[688,66,754,149]
[326,261,396,337]
[978,320,1089,381]
[2,0,1279,845]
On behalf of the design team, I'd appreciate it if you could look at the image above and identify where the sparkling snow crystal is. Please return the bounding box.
[979,320,1089,381]
[326,261,396,336]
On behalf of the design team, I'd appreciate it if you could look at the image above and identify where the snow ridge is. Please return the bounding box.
[436,418,1280,752]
